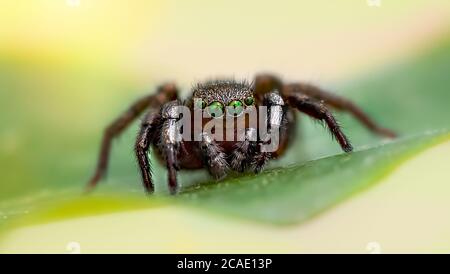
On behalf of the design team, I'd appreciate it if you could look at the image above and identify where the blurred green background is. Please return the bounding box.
[1,0,450,253]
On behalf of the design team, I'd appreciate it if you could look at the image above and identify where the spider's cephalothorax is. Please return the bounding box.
[193,80,253,106]
[87,74,396,194]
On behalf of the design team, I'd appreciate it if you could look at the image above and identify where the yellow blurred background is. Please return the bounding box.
[2,0,450,81]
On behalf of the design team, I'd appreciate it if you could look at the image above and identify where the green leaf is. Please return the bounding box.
[0,133,449,253]
[179,131,449,224]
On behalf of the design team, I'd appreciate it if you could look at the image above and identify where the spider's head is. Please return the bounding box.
[192,80,256,118]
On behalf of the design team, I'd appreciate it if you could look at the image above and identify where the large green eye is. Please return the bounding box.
[244,96,255,106]
[207,101,224,118]
[227,100,244,117]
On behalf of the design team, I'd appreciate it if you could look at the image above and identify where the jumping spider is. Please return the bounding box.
[87,74,396,194]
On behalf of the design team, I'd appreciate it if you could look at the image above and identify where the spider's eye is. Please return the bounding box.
[207,101,224,118]
[244,96,255,106]
[227,100,244,117]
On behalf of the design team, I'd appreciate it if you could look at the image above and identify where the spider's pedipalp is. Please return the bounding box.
[198,132,229,180]
[230,128,258,172]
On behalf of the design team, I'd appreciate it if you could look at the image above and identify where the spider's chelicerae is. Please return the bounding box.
[87,74,396,194]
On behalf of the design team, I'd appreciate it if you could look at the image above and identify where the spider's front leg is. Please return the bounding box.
[251,92,287,173]
[159,101,184,195]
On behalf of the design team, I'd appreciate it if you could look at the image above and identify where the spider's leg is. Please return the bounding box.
[253,74,283,96]
[87,83,178,191]
[159,100,184,195]
[283,83,396,138]
[230,128,258,172]
[286,93,353,153]
[135,110,161,194]
[198,132,229,180]
[252,92,287,173]
[253,73,396,138]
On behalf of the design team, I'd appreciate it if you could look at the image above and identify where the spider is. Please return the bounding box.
[87,74,396,195]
